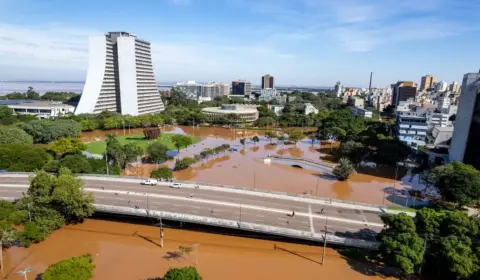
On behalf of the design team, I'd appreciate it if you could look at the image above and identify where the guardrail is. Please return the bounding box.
[94,204,379,250]
[2,172,388,211]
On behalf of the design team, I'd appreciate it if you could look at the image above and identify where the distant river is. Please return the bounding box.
[0,81,172,95]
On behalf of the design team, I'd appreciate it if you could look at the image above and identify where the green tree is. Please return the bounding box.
[251,136,260,146]
[123,142,143,167]
[171,134,193,152]
[240,138,246,147]
[0,105,13,119]
[255,116,276,127]
[332,158,355,181]
[150,167,173,180]
[174,158,192,171]
[339,141,366,165]
[162,266,202,280]
[60,155,92,173]
[43,160,61,172]
[79,119,99,132]
[0,144,49,171]
[26,87,40,100]
[47,138,86,158]
[287,129,304,145]
[42,254,95,280]
[264,130,276,144]
[0,126,33,145]
[40,92,80,102]
[22,119,81,144]
[379,213,424,276]
[0,221,17,269]
[147,142,169,163]
[429,162,480,207]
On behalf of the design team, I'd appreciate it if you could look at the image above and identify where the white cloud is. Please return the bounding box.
[0,23,295,82]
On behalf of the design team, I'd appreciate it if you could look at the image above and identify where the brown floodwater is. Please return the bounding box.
[1,219,396,280]
[82,126,399,205]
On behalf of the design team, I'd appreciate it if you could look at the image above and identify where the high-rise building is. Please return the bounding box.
[75,32,165,115]
[435,81,448,92]
[334,81,342,97]
[449,81,460,93]
[392,81,418,107]
[261,74,274,89]
[449,72,480,168]
[172,81,202,100]
[231,80,252,97]
[420,75,436,91]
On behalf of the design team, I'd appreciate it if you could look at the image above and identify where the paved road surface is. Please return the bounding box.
[0,175,385,240]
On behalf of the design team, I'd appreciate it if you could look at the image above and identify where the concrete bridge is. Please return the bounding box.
[264,155,336,175]
[0,172,385,250]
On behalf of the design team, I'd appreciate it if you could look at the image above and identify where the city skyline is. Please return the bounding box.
[0,0,479,87]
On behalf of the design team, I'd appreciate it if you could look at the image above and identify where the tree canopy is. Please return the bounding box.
[46,138,86,158]
[42,254,95,280]
[162,266,202,280]
[172,134,193,151]
[428,162,480,207]
[0,126,33,145]
[22,119,81,144]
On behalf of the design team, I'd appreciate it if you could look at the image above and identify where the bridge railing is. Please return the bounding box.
[266,155,336,169]
[2,172,387,211]
[94,204,380,250]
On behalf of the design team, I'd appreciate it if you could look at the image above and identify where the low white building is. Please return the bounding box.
[9,101,75,118]
[303,103,318,115]
[267,105,284,116]
[351,107,372,118]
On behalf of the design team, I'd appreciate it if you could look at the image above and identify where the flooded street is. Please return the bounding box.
[81,126,402,206]
[1,219,396,280]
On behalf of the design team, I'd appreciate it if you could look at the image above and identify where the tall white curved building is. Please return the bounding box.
[75,32,165,115]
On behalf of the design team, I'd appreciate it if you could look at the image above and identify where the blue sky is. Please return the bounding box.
[0,0,479,87]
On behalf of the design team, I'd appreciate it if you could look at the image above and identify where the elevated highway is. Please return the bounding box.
[0,173,385,249]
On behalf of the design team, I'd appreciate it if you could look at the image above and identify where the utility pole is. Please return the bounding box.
[322,217,329,265]
[159,216,164,248]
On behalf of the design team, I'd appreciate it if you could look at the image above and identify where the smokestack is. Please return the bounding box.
[369,72,373,92]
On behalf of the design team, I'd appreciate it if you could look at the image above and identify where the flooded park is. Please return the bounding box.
[82,125,417,206]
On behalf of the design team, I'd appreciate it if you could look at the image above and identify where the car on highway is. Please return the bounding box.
[169,183,182,188]
[141,179,158,185]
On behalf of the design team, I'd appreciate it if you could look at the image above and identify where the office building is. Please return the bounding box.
[200,82,230,99]
[258,88,285,103]
[172,81,202,100]
[261,74,274,89]
[392,81,417,107]
[231,80,252,97]
[437,94,451,110]
[395,99,428,147]
[348,96,365,108]
[449,81,460,93]
[351,107,372,118]
[420,75,435,91]
[449,72,480,168]
[202,105,259,123]
[435,81,448,93]
[334,82,343,97]
[75,32,165,115]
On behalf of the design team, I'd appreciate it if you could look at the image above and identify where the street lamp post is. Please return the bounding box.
[322,217,328,265]
[104,142,109,175]
[16,267,33,280]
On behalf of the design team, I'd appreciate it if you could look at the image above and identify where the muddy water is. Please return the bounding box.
[1,219,396,280]
[82,126,398,205]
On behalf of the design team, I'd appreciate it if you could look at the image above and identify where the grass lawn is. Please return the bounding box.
[85,133,201,155]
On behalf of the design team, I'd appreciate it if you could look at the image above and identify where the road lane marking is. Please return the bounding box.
[0,183,384,227]
[308,204,314,234]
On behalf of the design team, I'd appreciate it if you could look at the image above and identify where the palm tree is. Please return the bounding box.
[251,136,260,146]
[240,138,246,147]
